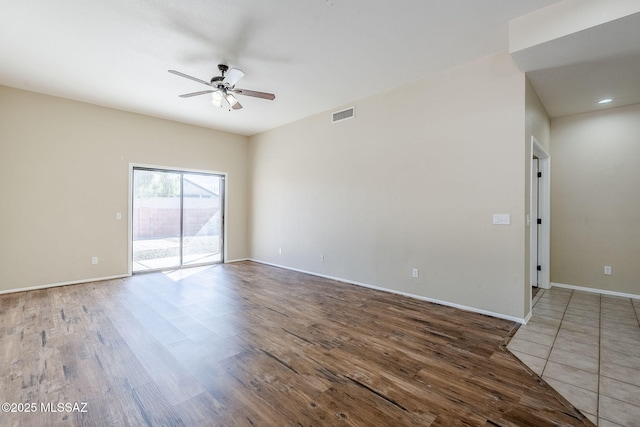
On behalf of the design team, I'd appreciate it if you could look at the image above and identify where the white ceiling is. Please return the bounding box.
[2,0,638,135]
[510,9,640,118]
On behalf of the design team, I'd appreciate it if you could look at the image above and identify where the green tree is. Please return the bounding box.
[134,171,180,198]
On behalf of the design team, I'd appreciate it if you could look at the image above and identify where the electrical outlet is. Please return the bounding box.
[412,268,419,278]
[91,257,98,265]
[116,212,122,220]
[320,255,325,262]
[278,248,282,255]
[604,265,612,275]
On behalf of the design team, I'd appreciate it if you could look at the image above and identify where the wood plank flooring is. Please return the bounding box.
[0,261,594,426]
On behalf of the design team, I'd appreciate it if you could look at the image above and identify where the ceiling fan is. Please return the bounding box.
[168,64,276,111]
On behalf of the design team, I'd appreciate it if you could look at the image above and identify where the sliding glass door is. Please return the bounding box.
[182,173,223,266]
[132,167,224,273]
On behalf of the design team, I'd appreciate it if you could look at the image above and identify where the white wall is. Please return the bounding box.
[551,104,640,295]
[524,77,551,313]
[0,86,250,292]
[509,0,640,53]
[249,51,529,320]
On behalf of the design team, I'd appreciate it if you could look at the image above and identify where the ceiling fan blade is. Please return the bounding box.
[233,88,276,100]
[168,70,212,87]
[179,90,214,98]
[232,100,243,110]
[223,68,245,87]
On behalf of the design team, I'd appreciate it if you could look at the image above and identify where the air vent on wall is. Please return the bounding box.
[332,106,355,123]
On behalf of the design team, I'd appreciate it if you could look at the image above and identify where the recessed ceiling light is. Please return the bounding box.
[598,98,613,104]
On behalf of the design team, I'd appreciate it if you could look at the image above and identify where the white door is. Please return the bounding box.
[530,137,550,289]
[532,157,539,287]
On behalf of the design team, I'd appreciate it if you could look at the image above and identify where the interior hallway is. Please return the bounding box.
[508,287,640,426]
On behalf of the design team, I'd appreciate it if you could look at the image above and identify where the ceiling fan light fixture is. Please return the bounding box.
[226,93,239,107]
[211,90,223,108]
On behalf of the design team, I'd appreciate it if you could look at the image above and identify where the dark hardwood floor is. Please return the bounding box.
[0,261,593,426]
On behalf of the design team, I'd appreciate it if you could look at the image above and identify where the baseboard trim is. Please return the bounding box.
[551,282,640,300]
[0,274,130,296]
[249,259,527,324]
[0,261,255,295]
[226,258,250,263]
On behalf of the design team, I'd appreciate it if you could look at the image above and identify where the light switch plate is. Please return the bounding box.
[493,214,511,225]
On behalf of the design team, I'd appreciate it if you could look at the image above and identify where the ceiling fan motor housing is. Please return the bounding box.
[212,64,229,85]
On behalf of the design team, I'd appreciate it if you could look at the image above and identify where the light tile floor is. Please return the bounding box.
[508,287,640,426]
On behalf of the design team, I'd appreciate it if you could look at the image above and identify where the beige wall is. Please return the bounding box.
[524,78,551,313]
[249,51,529,320]
[0,86,249,292]
[1,52,540,320]
[551,104,640,295]
[525,78,551,153]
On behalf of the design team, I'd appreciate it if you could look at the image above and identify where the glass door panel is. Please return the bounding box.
[182,173,223,266]
[132,169,182,272]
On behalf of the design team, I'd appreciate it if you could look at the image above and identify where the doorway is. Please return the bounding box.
[131,167,225,273]
[530,137,550,290]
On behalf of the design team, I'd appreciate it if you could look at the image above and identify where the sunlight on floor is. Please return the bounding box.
[163,265,216,281]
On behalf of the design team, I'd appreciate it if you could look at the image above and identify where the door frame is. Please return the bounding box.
[128,163,228,275]
[530,137,550,289]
